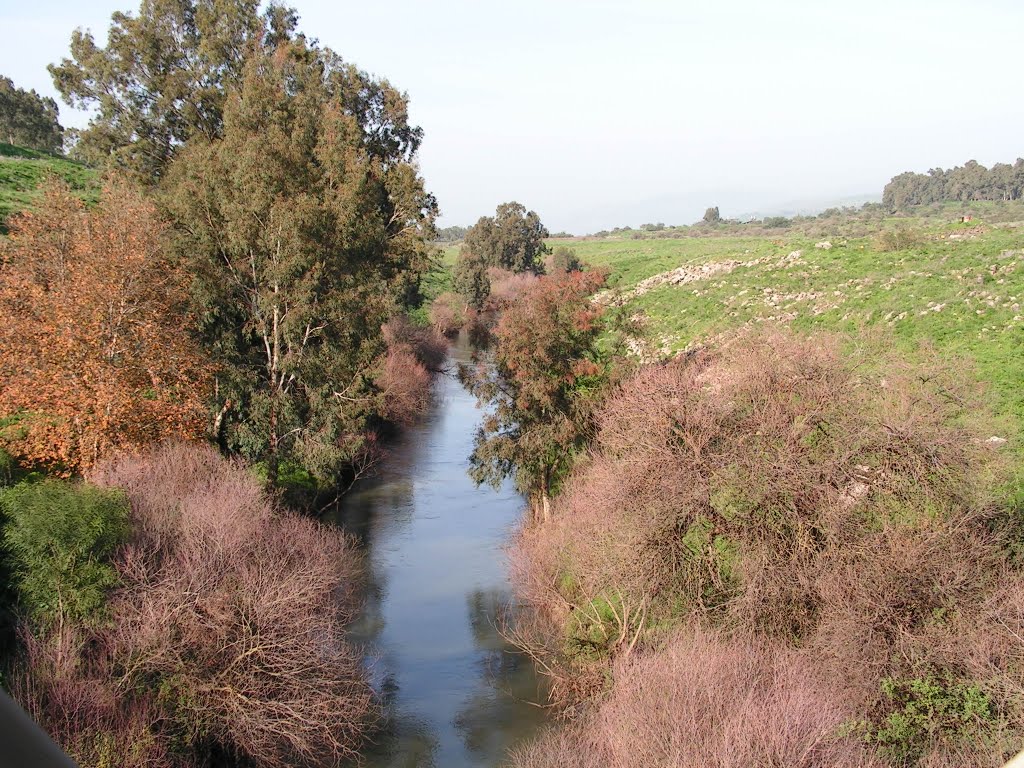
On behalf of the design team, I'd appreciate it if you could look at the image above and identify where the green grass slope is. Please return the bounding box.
[0,143,100,233]
[564,207,1024,434]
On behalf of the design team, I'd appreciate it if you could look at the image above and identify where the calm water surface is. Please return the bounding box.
[328,334,548,767]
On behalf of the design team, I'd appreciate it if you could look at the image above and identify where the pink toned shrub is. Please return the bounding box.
[9,625,170,768]
[377,347,433,426]
[485,267,538,310]
[100,443,371,766]
[508,329,1019,765]
[377,314,446,425]
[509,627,884,768]
[12,443,372,767]
[381,314,448,371]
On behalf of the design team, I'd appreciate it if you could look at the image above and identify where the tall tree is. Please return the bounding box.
[466,269,614,523]
[0,76,63,152]
[0,180,211,474]
[163,40,436,486]
[453,247,492,311]
[464,201,549,274]
[49,0,297,179]
[702,206,721,224]
[882,157,1024,210]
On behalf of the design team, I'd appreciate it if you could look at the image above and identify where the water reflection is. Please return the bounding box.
[328,334,548,768]
[455,588,549,760]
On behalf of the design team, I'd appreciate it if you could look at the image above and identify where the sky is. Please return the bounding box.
[3,0,1023,234]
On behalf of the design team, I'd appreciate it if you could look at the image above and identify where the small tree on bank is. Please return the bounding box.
[465,269,613,523]
[702,205,721,224]
[454,201,550,309]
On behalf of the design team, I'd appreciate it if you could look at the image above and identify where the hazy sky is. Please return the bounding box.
[4,0,1023,233]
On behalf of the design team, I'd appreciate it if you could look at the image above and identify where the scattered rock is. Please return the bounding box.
[815,241,832,250]
[986,436,1008,447]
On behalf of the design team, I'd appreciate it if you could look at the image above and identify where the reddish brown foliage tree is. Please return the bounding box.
[0,180,211,473]
[467,269,613,522]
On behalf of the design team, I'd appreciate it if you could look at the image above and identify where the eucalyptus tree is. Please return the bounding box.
[164,39,437,486]
[0,76,63,152]
[49,0,298,179]
[464,201,550,274]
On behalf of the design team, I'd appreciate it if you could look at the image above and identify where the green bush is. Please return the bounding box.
[1,480,129,624]
[865,674,997,764]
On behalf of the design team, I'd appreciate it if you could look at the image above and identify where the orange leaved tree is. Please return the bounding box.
[0,179,211,473]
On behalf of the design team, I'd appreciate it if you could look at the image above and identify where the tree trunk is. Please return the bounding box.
[540,470,551,524]
[212,399,231,450]
[267,398,279,489]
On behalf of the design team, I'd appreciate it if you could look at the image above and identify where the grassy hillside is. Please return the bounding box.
[559,205,1024,436]
[0,143,100,233]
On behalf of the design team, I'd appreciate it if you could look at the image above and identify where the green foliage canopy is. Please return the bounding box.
[466,270,613,521]
[49,0,298,179]
[1,480,129,625]
[883,158,1024,210]
[464,201,549,274]
[0,77,63,153]
[163,39,437,486]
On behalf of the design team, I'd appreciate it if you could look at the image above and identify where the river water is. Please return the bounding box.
[329,334,548,767]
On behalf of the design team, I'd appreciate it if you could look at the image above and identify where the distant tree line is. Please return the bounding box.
[0,76,63,153]
[436,225,468,242]
[883,158,1024,210]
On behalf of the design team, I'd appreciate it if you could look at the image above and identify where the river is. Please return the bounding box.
[328,334,549,767]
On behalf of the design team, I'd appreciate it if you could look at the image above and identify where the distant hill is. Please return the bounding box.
[734,192,881,222]
[0,143,100,233]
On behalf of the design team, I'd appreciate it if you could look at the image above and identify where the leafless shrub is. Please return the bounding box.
[509,627,884,768]
[381,314,448,371]
[14,442,379,767]
[486,267,538,310]
[8,625,169,767]
[377,347,433,426]
[376,315,447,426]
[509,328,1012,761]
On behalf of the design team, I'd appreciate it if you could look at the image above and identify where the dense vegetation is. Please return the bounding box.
[884,158,1024,210]
[3,444,370,767]
[0,1,441,765]
[0,181,210,474]
[453,201,550,310]
[421,196,1024,766]
[0,77,63,153]
[4,0,1024,764]
[508,332,1018,766]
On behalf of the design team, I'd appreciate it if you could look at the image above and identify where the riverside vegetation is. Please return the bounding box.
[3,0,1024,763]
[0,0,445,765]
[429,181,1024,766]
